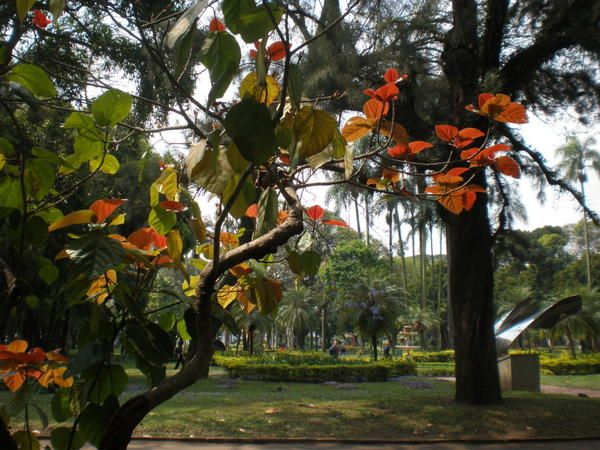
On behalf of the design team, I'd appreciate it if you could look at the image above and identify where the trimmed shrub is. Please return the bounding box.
[214,355,416,382]
[417,362,455,377]
[541,358,600,375]
[408,350,455,363]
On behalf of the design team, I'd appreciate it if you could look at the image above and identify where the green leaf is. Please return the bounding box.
[0,137,14,156]
[0,176,23,211]
[66,340,111,377]
[223,0,284,43]
[24,159,55,200]
[49,0,67,21]
[295,106,338,158]
[255,188,278,237]
[91,89,132,127]
[39,260,59,285]
[65,232,125,278]
[287,250,321,277]
[12,430,40,450]
[51,427,85,450]
[224,98,277,164]
[7,63,56,98]
[26,215,49,245]
[64,111,96,130]
[31,402,49,428]
[175,25,196,77]
[186,141,233,194]
[25,295,39,309]
[148,206,177,235]
[89,154,120,174]
[87,365,128,404]
[124,321,173,368]
[177,319,191,341]
[226,143,249,173]
[287,64,303,110]
[200,31,241,104]
[222,174,256,218]
[16,0,36,23]
[51,390,74,422]
[166,0,209,48]
[79,396,119,448]
[157,312,176,331]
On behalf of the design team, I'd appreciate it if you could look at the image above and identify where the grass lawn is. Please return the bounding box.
[4,365,600,441]
[541,374,600,390]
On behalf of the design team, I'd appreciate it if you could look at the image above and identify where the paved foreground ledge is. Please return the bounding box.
[41,438,600,449]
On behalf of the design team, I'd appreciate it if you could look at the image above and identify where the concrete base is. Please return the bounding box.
[498,353,540,392]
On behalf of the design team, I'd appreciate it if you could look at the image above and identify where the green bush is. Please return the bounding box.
[214,355,416,382]
[541,358,600,375]
[408,350,455,362]
[417,362,455,377]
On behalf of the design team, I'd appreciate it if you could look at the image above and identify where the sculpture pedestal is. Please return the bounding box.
[498,353,540,392]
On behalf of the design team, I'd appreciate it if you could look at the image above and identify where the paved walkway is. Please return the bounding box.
[98,439,600,449]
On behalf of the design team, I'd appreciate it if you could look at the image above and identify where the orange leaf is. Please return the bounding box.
[447,167,470,178]
[48,210,96,232]
[245,203,259,218]
[433,174,464,185]
[363,98,389,119]
[408,141,433,154]
[464,190,477,211]
[90,199,125,223]
[496,103,528,124]
[388,144,408,158]
[128,228,167,250]
[160,200,187,212]
[342,116,375,142]
[438,192,465,215]
[494,155,521,178]
[277,210,289,225]
[322,219,348,228]
[7,340,28,354]
[379,121,409,145]
[374,83,399,102]
[267,41,289,61]
[383,68,400,83]
[306,205,324,221]
[478,93,495,109]
[460,148,479,161]
[382,168,401,183]
[209,18,225,32]
[435,125,458,143]
[458,128,485,140]
[219,232,239,247]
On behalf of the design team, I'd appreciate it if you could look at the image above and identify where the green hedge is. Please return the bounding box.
[417,362,455,377]
[541,358,600,375]
[214,355,416,382]
[408,350,455,362]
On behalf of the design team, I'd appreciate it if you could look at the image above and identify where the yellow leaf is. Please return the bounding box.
[189,217,206,242]
[217,284,238,309]
[167,230,183,265]
[0,154,5,170]
[239,72,280,106]
[109,214,126,226]
[294,106,338,158]
[48,210,95,232]
[87,270,117,304]
[341,116,376,142]
[154,167,179,201]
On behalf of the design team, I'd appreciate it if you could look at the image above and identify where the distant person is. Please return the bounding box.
[174,337,185,369]
[383,340,392,358]
[339,343,347,358]
[328,340,339,358]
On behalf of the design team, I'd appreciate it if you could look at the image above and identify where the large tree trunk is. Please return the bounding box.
[442,0,502,404]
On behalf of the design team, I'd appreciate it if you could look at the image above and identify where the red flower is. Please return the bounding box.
[33,10,51,29]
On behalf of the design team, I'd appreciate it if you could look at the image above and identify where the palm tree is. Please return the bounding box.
[556,136,600,288]
[346,272,401,360]
[277,285,318,350]
[326,183,363,239]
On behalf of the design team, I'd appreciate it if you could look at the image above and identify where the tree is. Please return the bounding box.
[556,136,600,288]
[277,285,318,350]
